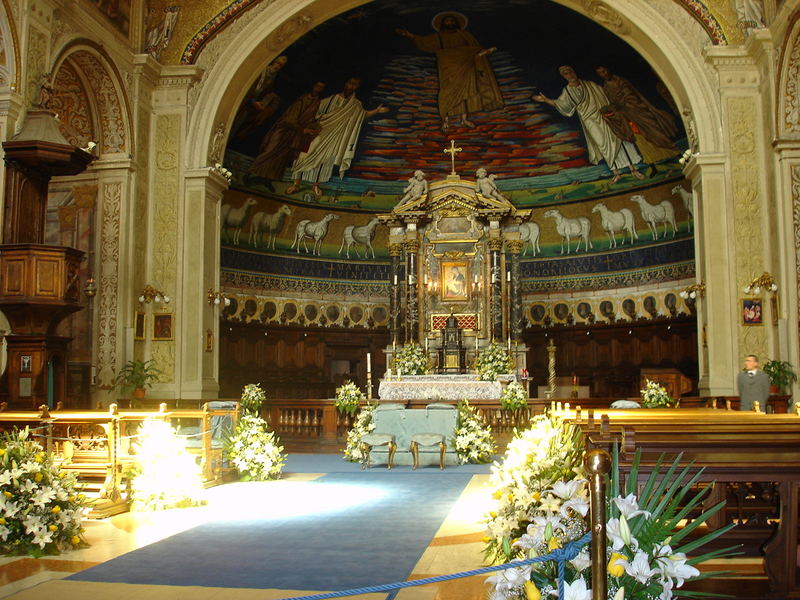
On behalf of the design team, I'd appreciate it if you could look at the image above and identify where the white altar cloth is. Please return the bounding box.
[378,374,513,401]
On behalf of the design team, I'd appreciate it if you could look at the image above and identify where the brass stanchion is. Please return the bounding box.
[584,448,612,600]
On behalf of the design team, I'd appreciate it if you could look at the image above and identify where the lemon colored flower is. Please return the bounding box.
[3,491,11,498]
[48,524,58,532]
[51,505,61,513]
[547,536,561,551]
[608,552,626,577]
[71,536,80,545]
[34,473,43,482]
[524,580,541,600]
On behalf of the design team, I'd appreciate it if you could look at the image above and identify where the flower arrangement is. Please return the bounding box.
[240,383,267,415]
[452,400,495,464]
[226,414,285,481]
[0,428,88,556]
[334,381,365,416]
[484,414,585,564]
[500,381,528,411]
[343,403,376,462]
[486,445,735,600]
[394,342,428,375]
[129,419,206,511]
[639,379,674,408]
[475,343,514,381]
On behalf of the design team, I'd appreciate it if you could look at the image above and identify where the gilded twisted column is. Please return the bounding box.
[507,239,523,342]
[405,239,420,343]
[546,338,556,399]
[389,243,403,345]
[488,238,503,341]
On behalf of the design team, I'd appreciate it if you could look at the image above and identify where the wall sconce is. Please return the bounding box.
[679,281,706,300]
[207,289,231,307]
[743,272,778,295]
[138,284,170,304]
[83,276,97,298]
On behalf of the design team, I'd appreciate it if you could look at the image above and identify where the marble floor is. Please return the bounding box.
[0,471,767,600]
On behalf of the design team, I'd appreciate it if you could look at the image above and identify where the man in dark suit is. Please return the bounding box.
[736,354,770,411]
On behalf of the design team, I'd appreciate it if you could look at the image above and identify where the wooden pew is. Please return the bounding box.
[557,408,800,598]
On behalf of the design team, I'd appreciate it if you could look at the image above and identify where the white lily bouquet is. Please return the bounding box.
[225,382,285,480]
[484,414,585,564]
[0,428,88,556]
[130,419,206,511]
[500,381,528,411]
[640,379,674,408]
[486,429,735,600]
[343,403,376,462]
[334,381,365,416]
[475,343,514,381]
[452,400,496,464]
[394,342,428,375]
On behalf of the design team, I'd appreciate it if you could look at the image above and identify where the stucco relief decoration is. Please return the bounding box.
[152,114,180,375]
[580,0,630,36]
[25,29,47,106]
[0,26,9,85]
[133,109,151,290]
[180,0,267,64]
[729,97,765,354]
[70,51,126,154]
[96,182,122,389]
[151,341,176,382]
[782,26,800,135]
[266,12,313,53]
[792,165,800,319]
[51,61,94,148]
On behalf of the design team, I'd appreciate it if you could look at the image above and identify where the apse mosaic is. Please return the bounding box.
[221,0,693,292]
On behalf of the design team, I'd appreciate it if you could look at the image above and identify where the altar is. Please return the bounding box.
[378,374,514,401]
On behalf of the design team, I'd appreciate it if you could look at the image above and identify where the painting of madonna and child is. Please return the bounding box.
[224,0,687,212]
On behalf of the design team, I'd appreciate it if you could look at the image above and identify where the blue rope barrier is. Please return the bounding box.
[273,532,591,600]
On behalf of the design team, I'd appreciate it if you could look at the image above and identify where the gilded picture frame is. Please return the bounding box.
[153,313,174,340]
[440,260,469,302]
[742,298,763,326]
[134,311,146,341]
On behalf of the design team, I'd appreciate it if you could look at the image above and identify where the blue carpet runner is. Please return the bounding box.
[69,472,474,590]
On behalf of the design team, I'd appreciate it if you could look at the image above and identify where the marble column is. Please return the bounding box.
[507,240,524,342]
[405,239,420,343]
[388,243,403,345]
[488,238,503,342]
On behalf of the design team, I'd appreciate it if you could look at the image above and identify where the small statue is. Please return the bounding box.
[208,121,226,164]
[475,167,508,202]
[396,170,428,208]
[35,72,54,110]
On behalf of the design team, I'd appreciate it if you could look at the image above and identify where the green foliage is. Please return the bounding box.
[240,383,267,415]
[639,379,674,408]
[0,428,89,556]
[475,343,514,381]
[500,381,528,411]
[226,414,285,481]
[763,360,797,391]
[343,403,376,462]
[334,381,365,416]
[452,400,495,464]
[114,359,161,394]
[394,342,428,375]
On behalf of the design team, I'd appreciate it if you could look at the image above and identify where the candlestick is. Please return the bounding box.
[507,336,511,352]
[425,337,429,352]
[475,334,479,352]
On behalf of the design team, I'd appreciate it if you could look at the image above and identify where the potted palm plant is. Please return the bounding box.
[114,359,161,403]
[763,359,797,393]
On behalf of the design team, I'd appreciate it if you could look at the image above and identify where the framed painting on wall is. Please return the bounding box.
[440,260,469,302]
[134,311,146,340]
[153,313,174,340]
[742,298,763,325]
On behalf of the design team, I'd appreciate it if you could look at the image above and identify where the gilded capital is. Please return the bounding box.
[389,243,403,257]
[487,239,504,252]
[404,239,420,253]
[506,240,524,255]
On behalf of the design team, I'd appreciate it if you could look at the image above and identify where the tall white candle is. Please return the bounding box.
[507,270,511,282]
[393,274,398,285]
[425,337,429,352]
[367,352,371,372]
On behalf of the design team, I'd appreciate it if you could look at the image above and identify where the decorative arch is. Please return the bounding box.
[0,0,20,89]
[185,0,724,170]
[777,12,800,138]
[50,42,132,155]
